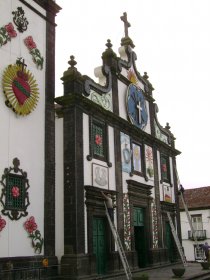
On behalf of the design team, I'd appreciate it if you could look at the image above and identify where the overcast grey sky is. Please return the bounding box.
[55,0,210,189]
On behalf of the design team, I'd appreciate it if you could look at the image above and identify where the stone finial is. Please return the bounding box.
[143,71,154,93]
[165,122,171,130]
[62,55,82,79]
[143,72,149,80]
[102,39,117,60]
[61,55,83,97]
[68,55,77,69]
[106,39,113,49]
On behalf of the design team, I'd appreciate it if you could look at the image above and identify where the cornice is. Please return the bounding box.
[180,207,210,212]
[55,94,181,156]
[32,0,61,15]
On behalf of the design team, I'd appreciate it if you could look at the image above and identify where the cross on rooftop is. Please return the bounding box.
[120,12,131,38]
[17,58,27,72]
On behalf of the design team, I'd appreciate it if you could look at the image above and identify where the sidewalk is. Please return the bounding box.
[133,262,210,280]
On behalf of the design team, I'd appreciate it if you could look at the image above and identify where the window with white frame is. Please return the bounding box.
[191,215,203,231]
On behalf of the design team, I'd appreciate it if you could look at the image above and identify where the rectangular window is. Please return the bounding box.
[91,119,107,161]
[132,142,143,175]
[5,173,25,211]
[92,123,104,157]
[191,215,203,230]
[160,154,170,183]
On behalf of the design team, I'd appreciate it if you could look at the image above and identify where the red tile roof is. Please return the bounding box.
[179,186,210,210]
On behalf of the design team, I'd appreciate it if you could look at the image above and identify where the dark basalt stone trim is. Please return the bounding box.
[19,0,61,24]
[63,107,85,254]
[180,206,210,211]
[149,102,157,139]
[55,94,181,157]
[160,201,177,213]
[84,65,112,96]
[85,185,117,194]
[83,45,153,102]
[20,0,46,21]
[127,179,153,196]
[114,128,124,245]
[44,6,58,256]
[0,255,58,269]
[32,0,61,15]
[111,71,120,116]
[172,158,182,243]
[117,46,135,71]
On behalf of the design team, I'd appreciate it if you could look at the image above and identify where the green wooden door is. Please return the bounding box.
[134,208,147,267]
[165,221,175,262]
[93,217,107,274]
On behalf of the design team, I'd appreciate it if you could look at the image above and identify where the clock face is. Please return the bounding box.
[126,83,148,129]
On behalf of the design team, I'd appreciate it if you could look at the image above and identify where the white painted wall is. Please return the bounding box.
[118,81,128,121]
[0,0,46,257]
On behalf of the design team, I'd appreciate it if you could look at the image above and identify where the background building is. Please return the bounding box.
[180,187,210,261]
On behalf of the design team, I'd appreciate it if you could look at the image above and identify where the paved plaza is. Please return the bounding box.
[133,262,210,280]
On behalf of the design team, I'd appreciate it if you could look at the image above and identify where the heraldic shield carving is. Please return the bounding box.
[0,158,30,220]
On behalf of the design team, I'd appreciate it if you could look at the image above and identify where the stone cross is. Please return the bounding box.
[17,58,27,72]
[120,12,131,37]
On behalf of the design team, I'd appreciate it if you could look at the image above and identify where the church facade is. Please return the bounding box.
[0,1,182,279]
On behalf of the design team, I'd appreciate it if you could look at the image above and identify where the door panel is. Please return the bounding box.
[93,217,107,274]
[165,221,175,262]
[134,207,148,267]
[135,226,147,267]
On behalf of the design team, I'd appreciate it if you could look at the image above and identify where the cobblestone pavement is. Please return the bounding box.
[132,262,210,280]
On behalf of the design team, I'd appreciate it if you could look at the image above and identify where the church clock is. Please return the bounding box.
[126,83,148,130]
